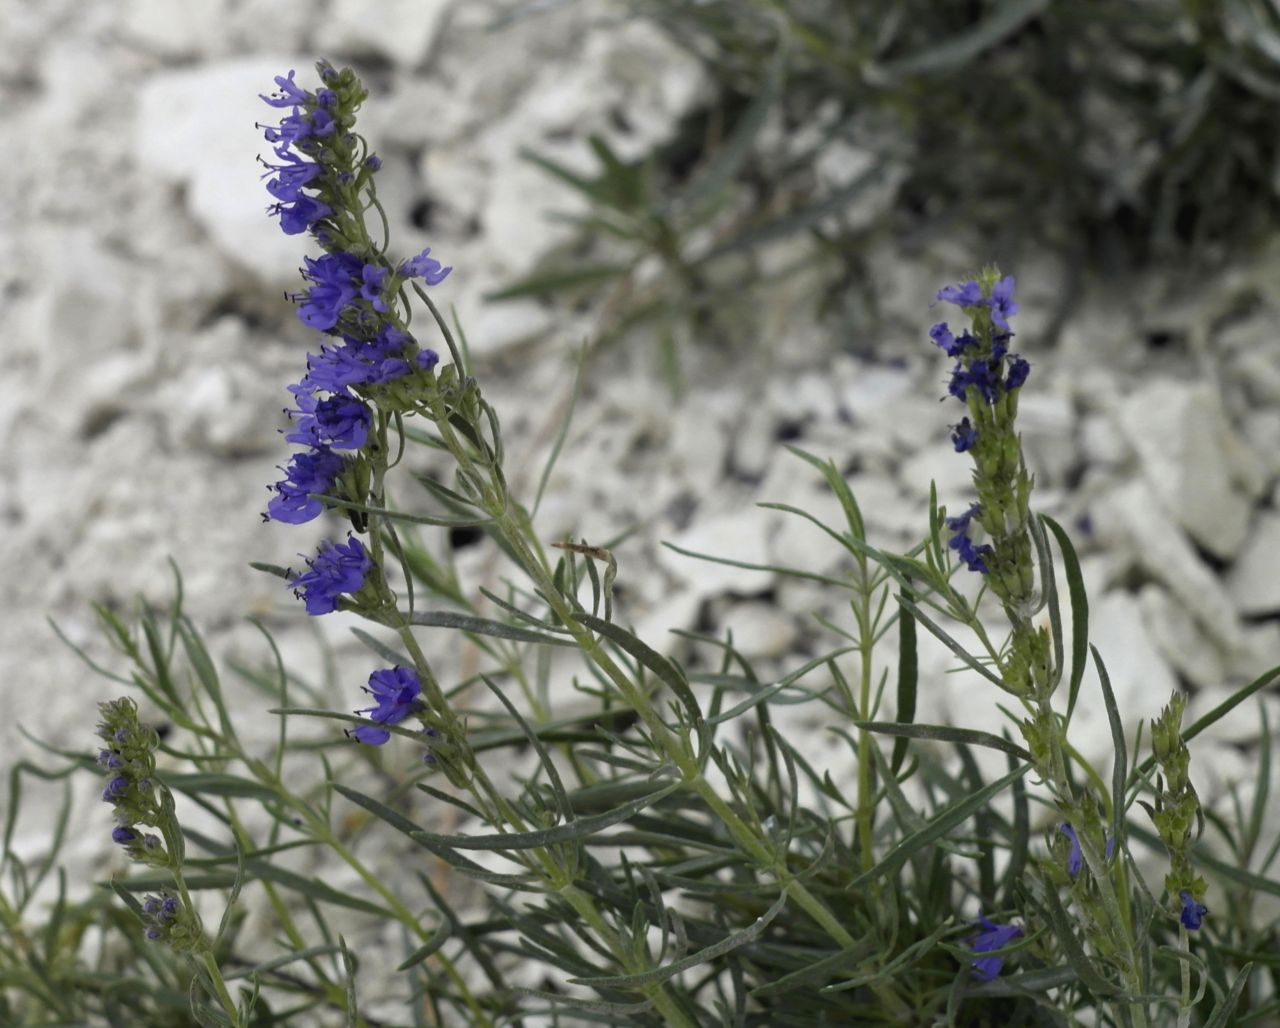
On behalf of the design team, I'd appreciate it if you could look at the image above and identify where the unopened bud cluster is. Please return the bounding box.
[96,698,168,866]
[1148,694,1208,930]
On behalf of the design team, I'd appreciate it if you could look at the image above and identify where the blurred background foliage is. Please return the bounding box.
[493,0,1280,376]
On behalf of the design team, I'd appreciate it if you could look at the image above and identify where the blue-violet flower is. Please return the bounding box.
[290,536,374,615]
[1179,891,1207,931]
[352,666,422,745]
[969,914,1022,981]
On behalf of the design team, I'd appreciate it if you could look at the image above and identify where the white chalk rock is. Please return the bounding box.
[1137,585,1223,690]
[1093,481,1243,652]
[1227,511,1280,617]
[118,0,228,58]
[716,600,801,660]
[134,59,308,281]
[1062,591,1176,766]
[1115,381,1256,560]
[315,0,452,69]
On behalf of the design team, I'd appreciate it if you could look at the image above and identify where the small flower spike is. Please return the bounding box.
[969,914,1022,981]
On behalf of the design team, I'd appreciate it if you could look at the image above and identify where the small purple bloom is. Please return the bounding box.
[267,447,346,524]
[260,70,312,110]
[112,825,137,844]
[930,322,976,358]
[285,395,371,450]
[1005,355,1030,391]
[360,263,390,312]
[945,503,981,535]
[990,275,1018,331]
[365,154,383,171]
[102,776,130,802]
[949,534,993,574]
[416,349,439,371]
[290,536,374,615]
[297,252,364,330]
[352,666,422,745]
[969,914,1022,981]
[402,247,452,285]
[1060,823,1083,878]
[262,145,323,202]
[1179,891,1207,931]
[274,194,333,236]
[951,417,977,452]
[938,280,984,307]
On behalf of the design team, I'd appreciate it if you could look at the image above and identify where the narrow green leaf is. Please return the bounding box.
[1040,882,1118,998]
[707,646,855,726]
[406,610,574,647]
[158,772,279,802]
[679,45,785,212]
[485,263,628,303]
[511,989,654,1016]
[855,721,1031,762]
[662,539,855,591]
[395,920,453,971]
[223,945,345,980]
[1248,701,1272,861]
[892,596,918,774]
[1203,962,1252,1028]
[1041,515,1089,722]
[1091,646,1127,846]
[569,892,788,989]
[412,781,681,852]
[872,0,1052,80]
[848,763,1030,890]
[332,783,539,887]
[532,343,586,519]
[312,495,494,529]
[573,612,703,724]
[349,627,410,667]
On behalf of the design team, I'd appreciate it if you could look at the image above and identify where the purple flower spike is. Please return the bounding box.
[969,914,1022,981]
[290,537,374,615]
[1060,823,1083,878]
[1179,891,1207,931]
[938,280,984,307]
[352,666,422,745]
[990,275,1018,331]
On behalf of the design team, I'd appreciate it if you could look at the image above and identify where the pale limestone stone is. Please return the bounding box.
[1137,585,1223,690]
[717,600,801,660]
[1115,381,1256,560]
[1226,511,1280,616]
[1094,480,1243,651]
[118,0,229,57]
[134,58,307,281]
[315,0,452,69]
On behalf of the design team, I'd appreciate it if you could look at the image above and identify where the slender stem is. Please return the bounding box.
[1176,925,1191,1028]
